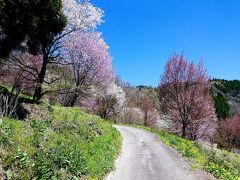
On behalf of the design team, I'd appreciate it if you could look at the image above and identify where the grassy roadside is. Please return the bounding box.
[0,105,122,179]
[132,125,240,180]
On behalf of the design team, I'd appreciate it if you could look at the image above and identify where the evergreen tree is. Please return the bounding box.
[0,0,66,58]
[214,93,230,119]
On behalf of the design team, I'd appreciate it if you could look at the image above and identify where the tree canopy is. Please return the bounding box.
[0,0,66,58]
[158,53,216,140]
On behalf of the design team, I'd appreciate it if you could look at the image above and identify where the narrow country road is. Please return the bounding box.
[107,126,215,180]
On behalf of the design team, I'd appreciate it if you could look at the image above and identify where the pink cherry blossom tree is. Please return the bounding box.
[0,52,43,118]
[158,53,216,140]
[147,109,161,128]
[62,32,114,106]
[214,114,240,150]
[140,96,160,128]
[0,52,42,94]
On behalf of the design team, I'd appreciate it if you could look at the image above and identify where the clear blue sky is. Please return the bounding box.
[91,0,240,86]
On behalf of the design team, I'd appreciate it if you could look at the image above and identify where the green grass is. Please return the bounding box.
[135,126,240,180]
[0,105,121,179]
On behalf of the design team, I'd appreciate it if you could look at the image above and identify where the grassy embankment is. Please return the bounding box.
[137,126,240,180]
[0,105,121,179]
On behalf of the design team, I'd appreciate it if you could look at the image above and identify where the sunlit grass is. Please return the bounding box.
[0,105,121,179]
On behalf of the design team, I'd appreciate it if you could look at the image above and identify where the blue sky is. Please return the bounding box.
[91,0,240,86]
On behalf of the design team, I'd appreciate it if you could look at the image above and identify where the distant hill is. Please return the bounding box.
[211,79,240,119]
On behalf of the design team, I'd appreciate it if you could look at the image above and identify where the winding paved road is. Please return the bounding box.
[107,126,215,180]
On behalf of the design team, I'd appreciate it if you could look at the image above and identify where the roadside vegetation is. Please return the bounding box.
[138,126,240,180]
[0,105,121,179]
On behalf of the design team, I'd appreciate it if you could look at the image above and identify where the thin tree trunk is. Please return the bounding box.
[182,123,186,138]
[144,111,148,126]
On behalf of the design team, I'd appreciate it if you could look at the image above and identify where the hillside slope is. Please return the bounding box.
[0,105,121,179]
[212,79,240,118]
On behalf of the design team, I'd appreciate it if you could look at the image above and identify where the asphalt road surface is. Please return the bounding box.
[107,126,215,180]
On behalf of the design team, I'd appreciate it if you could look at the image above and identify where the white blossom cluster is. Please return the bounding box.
[62,0,104,32]
[106,83,126,108]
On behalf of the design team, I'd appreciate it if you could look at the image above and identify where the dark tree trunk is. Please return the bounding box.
[63,92,79,107]
[100,111,107,119]
[144,111,148,126]
[33,48,49,102]
[33,52,48,102]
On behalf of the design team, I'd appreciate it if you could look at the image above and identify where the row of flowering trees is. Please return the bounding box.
[0,0,125,119]
[115,78,161,128]
[0,0,215,137]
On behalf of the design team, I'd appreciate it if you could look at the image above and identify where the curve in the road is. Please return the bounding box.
[107,126,215,180]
